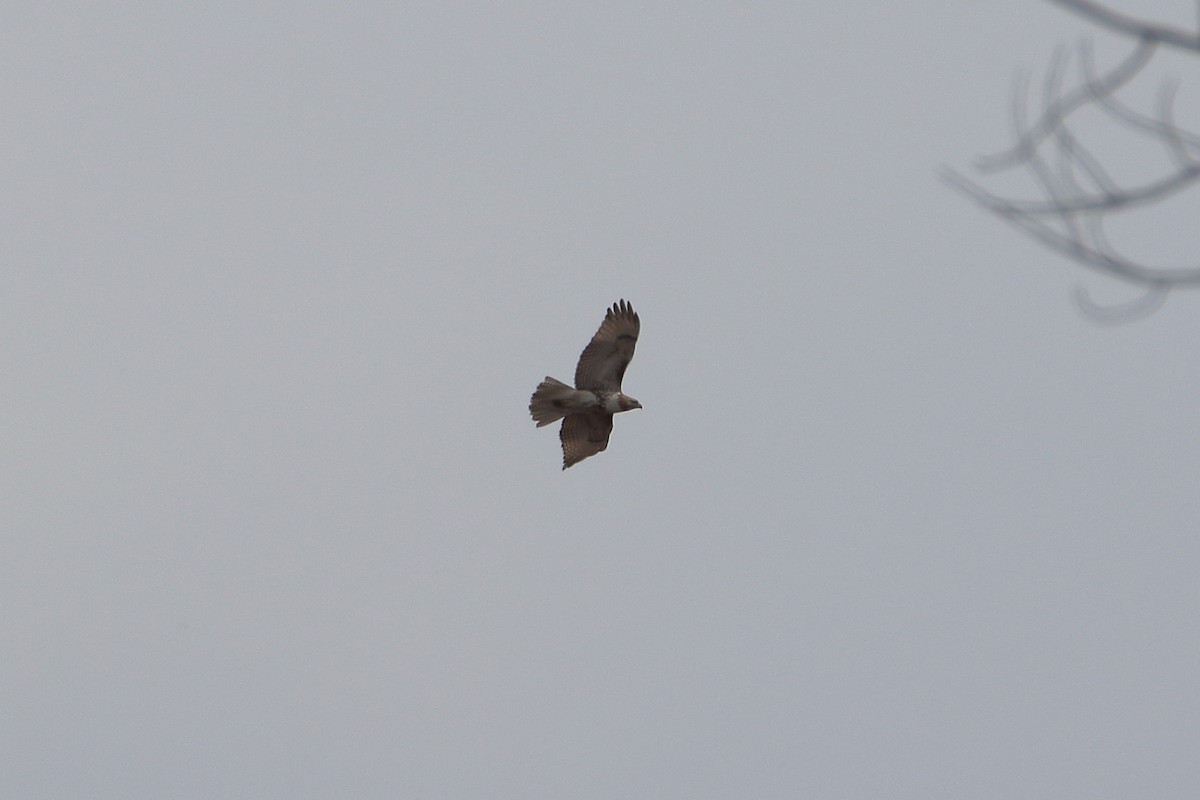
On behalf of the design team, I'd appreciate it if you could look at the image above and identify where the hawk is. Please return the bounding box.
[529,299,643,469]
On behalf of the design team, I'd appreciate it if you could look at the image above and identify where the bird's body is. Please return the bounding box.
[529,379,638,424]
[529,300,642,469]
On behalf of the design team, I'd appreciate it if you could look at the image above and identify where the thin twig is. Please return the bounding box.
[1048,0,1200,52]
[976,40,1155,172]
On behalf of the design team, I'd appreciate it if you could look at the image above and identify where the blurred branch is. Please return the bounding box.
[946,2,1200,319]
[1048,0,1200,52]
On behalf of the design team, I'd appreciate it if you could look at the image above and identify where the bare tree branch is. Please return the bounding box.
[947,1,1200,319]
[974,40,1154,173]
[1048,0,1200,52]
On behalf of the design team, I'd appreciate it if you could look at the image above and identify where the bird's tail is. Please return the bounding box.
[529,376,574,427]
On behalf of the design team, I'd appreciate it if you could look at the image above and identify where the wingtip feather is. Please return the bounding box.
[608,299,636,322]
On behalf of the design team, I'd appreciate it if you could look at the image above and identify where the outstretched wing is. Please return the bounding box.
[574,299,639,391]
[560,412,614,469]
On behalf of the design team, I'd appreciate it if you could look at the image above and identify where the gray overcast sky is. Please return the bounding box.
[4,2,1199,798]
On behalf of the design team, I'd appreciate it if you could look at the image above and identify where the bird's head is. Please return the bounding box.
[619,394,642,412]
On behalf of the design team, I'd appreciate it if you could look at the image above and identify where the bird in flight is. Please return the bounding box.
[529,299,642,469]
